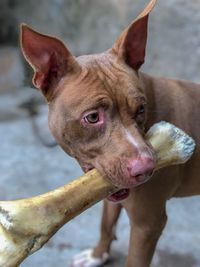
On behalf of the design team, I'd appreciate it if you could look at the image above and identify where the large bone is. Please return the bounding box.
[0,121,195,267]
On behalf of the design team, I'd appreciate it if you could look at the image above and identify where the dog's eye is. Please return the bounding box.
[135,104,146,126]
[84,112,99,124]
[137,104,145,115]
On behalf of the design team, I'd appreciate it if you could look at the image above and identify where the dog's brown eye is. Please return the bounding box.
[137,104,145,114]
[85,112,99,124]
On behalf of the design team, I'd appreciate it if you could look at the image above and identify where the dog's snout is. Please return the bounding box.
[127,157,155,179]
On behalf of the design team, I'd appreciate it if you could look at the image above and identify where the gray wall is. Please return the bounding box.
[1,0,200,83]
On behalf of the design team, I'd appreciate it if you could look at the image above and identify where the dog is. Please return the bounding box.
[20,0,200,266]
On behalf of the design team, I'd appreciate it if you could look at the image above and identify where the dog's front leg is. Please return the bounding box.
[93,200,122,258]
[72,200,122,267]
[126,215,167,267]
[124,191,168,267]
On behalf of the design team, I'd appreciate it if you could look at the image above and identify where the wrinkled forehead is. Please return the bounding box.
[55,53,145,117]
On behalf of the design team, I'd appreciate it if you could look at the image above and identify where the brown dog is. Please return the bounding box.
[20,0,200,266]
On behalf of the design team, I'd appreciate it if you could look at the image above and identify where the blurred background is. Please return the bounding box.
[0,0,200,266]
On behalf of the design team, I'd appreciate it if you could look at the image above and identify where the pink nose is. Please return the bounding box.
[127,157,155,178]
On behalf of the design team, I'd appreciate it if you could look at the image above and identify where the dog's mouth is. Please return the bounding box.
[107,173,154,202]
[107,188,130,202]
[106,175,151,203]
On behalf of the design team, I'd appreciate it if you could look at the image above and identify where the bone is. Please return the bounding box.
[0,121,195,267]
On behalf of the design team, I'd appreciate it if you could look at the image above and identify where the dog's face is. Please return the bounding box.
[21,0,156,201]
[48,53,155,188]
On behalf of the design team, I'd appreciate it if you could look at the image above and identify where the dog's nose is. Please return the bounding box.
[127,157,155,179]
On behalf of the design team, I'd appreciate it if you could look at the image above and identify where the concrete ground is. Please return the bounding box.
[0,89,200,267]
[0,0,200,264]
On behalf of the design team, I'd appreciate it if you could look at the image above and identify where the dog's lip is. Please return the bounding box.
[110,173,152,189]
[107,188,130,202]
[82,164,94,173]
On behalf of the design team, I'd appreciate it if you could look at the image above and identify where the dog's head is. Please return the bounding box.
[21,0,157,199]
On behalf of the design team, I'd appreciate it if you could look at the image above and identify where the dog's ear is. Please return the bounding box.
[20,24,80,100]
[112,0,156,70]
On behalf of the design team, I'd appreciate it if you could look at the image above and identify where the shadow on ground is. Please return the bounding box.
[105,251,126,267]
[101,249,198,267]
[154,250,198,267]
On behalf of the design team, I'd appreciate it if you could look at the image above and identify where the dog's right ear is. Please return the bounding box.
[20,24,80,100]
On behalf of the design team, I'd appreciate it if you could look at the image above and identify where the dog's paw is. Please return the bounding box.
[71,249,109,267]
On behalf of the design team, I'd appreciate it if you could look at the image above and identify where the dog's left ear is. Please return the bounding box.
[112,0,156,70]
